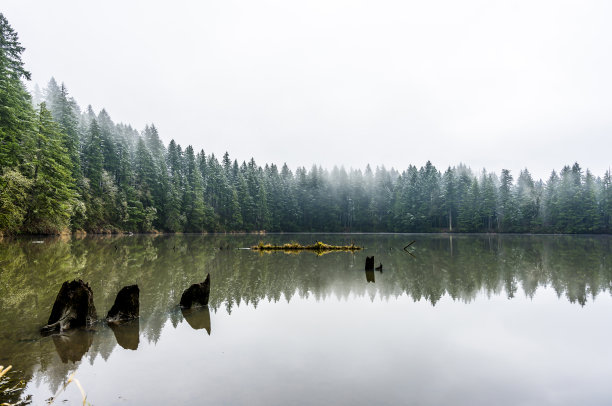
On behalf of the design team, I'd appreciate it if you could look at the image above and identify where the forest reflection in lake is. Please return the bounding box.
[1,234,612,405]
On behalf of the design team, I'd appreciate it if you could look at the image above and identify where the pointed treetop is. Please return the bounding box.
[0,13,31,80]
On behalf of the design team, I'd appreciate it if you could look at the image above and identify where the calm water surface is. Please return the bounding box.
[1,234,611,405]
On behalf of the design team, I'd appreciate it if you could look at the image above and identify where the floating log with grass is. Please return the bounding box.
[251,241,361,253]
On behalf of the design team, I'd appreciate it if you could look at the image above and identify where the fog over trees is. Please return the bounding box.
[1,14,611,235]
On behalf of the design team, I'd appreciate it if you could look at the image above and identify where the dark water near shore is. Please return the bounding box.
[1,234,612,405]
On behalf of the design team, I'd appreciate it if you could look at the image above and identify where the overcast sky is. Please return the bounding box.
[3,0,611,180]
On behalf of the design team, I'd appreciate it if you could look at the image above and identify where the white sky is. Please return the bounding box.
[3,0,612,180]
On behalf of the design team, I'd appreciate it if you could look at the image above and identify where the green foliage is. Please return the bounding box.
[0,168,32,232]
[458,178,481,232]
[0,12,611,236]
[83,115,103,196]
[22,104,76,234]
[0,13,35,170]
[251,240,361,254]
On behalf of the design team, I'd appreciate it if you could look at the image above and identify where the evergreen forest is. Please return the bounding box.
[1,14,611,235]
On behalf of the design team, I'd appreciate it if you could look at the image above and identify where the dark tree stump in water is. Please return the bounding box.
[365,256,375,271]
[106,285,139,324]
[41,280,97,334]
[180,274,210,308]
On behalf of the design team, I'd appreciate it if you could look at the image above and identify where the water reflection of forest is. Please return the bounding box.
[0,234,610,402]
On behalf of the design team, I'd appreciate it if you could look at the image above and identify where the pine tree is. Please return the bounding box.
[98,109,119,180]
[246,159,270,230]
[455,166,473,232]
[371,166,394,231]
[183,145,208,232]
[44,79,83,207]
[480,171,498,232]
[84,116,104,194]
[264,163,283,231]
[164,140,185,231]
[234,165,253,230]
[222,151,232,180]
[441,167,457,231]
[0,13,34,170]
[582,170,600,232]
[516,169,538,231]
[392,166,419,232]
[420,161,441,230]
[458,178,481,232]
[557,163,584,233]
[204,154,226,229]
[131,136,158,231]
[279,163,299,231]
[542,170,558,231]
[22,103,76,233]
[44,77,62,116]
[498,169,517,232]
[143,124,169,228]
[31,83,43,106]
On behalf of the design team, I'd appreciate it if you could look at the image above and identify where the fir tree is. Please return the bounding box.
[0,13,34,170]
[183,145,209,232]
[498,169,516,232]
[23,103,76,233]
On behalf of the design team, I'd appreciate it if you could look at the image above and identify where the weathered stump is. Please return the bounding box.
[106,285,139,324]
[365,269,375,283]
[365,256,375,270]
[180,274,210,309]
[41,280,97,334]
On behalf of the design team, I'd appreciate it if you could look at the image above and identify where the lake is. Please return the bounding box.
[1,234,612,405]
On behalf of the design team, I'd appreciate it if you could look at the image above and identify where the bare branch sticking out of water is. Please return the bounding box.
[403,241,416,257]
[46,372,89,406]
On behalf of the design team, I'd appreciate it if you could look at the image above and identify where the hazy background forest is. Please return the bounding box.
[1,13,611,236]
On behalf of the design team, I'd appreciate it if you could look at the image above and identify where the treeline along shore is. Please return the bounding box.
[1,13,611,236]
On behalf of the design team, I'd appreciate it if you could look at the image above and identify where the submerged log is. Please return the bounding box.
[41,280,97,334]
[106,285,139,324]
[365,256,374,270]
[180,274,211,309]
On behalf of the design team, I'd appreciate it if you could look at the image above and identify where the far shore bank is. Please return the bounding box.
[1,231,611,241]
